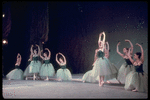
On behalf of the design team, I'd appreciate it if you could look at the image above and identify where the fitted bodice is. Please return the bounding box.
[15,65,20,69]
[124,59,132,65]
[134,64,144,73]
[60,65,66,69]
[97,50,104,58]
[32,56,39,62]
[44,59,50,64]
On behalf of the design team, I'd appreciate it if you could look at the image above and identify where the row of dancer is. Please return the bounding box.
[6,31,147,93]
[82,32,147,93]
[6,44,72,81]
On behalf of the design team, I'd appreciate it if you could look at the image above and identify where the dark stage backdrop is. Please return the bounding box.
[2,1,148,76]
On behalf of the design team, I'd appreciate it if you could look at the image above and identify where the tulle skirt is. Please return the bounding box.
[117,62,133,84]
[82,63,118,83]
[124,70,148,93]
[39,63,55,77]
[56,68,72,81]
[91,57,118,81]
[29,61,42,73]
[82,70,97,83]
[6,68,23,80]
[23,65,33,77]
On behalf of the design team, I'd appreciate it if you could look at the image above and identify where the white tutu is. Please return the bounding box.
[82,70,98,83]
[39,63,55,77]
[6,68,23,80]
[29,60,41,73]
[91,57,118,81]
[56,68,72,81]
[23,62,33,77]
[117,62,133,84]
[124,70,148,93]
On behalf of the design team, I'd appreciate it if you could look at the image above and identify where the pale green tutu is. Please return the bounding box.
[82,63,118,83]
[82,70,98,83]
[6,68,23,80]
[56,68,72,81]
[117,62,133,84]
[39,63,55,77]
[23,65,33,77]
[124,70,148,93]
[91,57,118,81]
[29,60,42,73]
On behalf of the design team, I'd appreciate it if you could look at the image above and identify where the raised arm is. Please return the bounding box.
[136,43,144,63]
[59,53,66,65]
[56,53,61,65]
[125,39,133,54]
[30,45,34,55]
[98,32,102,43]
[36,44,41,56]
[116,42,124,58]
[102,31,106,43]
[127,48,134,64]
[39,50,45,60]
[45,48,51,59]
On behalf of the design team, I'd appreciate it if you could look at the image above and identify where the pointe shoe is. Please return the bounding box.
[100,81,104,87]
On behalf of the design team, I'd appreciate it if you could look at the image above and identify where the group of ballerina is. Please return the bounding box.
[6,44,72,81]
[6,31,147,93]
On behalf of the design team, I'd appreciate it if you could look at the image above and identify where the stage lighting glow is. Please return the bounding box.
[2,40,7,44]
[2,14,5,18]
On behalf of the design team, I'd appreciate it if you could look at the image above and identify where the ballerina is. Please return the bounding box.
[39,48,55,81]
[124,43,147,93]
[90,32,118,87]
[29,44,42,80]
[117,39,134,84]
[55,52,72,81]
[6,53,23,80]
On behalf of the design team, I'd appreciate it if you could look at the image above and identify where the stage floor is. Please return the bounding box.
[2,74,148,99]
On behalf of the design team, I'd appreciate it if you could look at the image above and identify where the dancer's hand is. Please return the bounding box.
[40,50,43,53]
[136,43,141,47]
[117,42,121,46]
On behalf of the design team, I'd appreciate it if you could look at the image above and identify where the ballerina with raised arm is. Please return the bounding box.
[28,44,42,80]
[6,53,23,80]
[39,48,55,81]
[55,52,72,81]
[117,39,134,84]
[124,43,147,93]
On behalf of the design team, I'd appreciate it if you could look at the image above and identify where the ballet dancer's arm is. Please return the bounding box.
[59,53,66,65]
[45,48,51,59]
[28,54,33,61]
[105,42,109,58]
[116,42,124,58]
[55,53,60,64]
[92,49,98,65]
[136,43,144,63]
[125,39,133,55]
[30,45,34,55]
[36,44,41,56]
[39,50,45,60]
[102,31,106,44]
[127,48,134,64]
